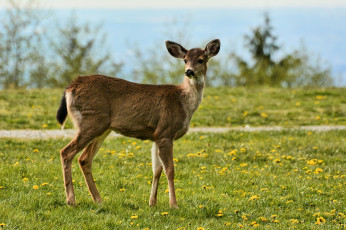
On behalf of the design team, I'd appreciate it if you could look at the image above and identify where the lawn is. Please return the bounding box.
[0,130,345,229]
[0,87,345,129]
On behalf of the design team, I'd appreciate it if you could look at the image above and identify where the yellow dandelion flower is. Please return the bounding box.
[41,182,48,186]
[119,188,125,192]
[199,205,204,208]
[261,112,268,118]
[290,219,299,224]
[243,111,248,116]
[271,215,278,218]
[238,224,244,228]
[296,102,301,106]
[161,212,168,216]
[33,149,39,153]
[0,223,6,226]
[315,116,321,120]
[249,195,260,200]
[199,136,205,140]
[22,178,29,183]
[131,214,138,219]
[42,124,48,128]
[224,222,231,226]
[315,217,325,225]
[33,185,39,190]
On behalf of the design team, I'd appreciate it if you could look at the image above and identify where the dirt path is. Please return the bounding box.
[0,125,345,139]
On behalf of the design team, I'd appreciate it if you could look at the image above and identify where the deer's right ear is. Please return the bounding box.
[165,41,187,59]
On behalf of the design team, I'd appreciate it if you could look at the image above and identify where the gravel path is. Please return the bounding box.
[1,125,345,139]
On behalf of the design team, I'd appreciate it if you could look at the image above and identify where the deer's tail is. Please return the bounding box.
[56,92,68,129]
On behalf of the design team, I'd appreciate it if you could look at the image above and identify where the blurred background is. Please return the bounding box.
[0,0,345,88]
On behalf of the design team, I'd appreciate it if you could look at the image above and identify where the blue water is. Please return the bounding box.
[3,8,346,85]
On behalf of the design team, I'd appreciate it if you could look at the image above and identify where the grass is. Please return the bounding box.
[0,87,345,129]
[0,130,345,229]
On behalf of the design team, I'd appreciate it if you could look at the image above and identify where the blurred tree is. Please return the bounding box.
[0,0,42,88]
[230,13,333,87]
[48,15,122,87]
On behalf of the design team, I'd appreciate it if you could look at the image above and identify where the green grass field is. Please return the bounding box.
[1,130,345,229]
[0,87,345,129]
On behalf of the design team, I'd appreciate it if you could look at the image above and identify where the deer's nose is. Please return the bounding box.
[185,69,195,78]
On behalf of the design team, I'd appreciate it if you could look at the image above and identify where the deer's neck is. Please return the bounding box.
[180,75,205,113]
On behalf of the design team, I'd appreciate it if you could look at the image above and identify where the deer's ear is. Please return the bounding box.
[205,39,220,59]
[165,41,187,59]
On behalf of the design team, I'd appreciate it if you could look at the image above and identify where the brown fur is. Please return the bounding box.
[58,39,220,208]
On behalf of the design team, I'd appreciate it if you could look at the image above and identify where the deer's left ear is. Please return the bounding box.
[205,39,220,59]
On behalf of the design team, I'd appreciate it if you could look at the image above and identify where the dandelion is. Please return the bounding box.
[315,217,325,225]
[238,224,244,228]
[131,214,138,219]
[22,178,29,183]
[41,182,48,186]
[307,159,317,165]
[33,149,39,153]
[224,222,231,226]
[42,124,48,128]
[240,163,248,167]
[234,210,239,214]
[271,215,278,218]
[161,212,168,216]
[199,205,204,208]
[119,188,125,192]
[296,102,301,106]
[315,116,321,120]
[290,219,299,224]
[199,136,205,140]
[315,168,323,173]
[249,195,260,200]
[243,111,248,116]
[216,210,223,217]
[313,146,318,150]
[273,159,281,164]
[240,148,246,153]
[0,223,6,227]
[33,185,39,190]
[261,112,268,118]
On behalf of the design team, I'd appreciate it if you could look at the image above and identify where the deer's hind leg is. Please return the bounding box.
[78,130,111,203]
[60,132,97,206]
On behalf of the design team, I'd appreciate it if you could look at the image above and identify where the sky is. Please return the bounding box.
[1,0,346,9]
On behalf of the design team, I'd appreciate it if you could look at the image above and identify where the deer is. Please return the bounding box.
[56,39,220,208]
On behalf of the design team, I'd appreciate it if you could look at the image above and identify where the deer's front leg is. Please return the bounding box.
[149,143,163,206]
[157,138,178,208]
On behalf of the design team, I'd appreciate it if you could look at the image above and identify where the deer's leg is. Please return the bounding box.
[78,130,110,203]
[149,142,163,206]
[60,133,95,206]
[157,138,178,208]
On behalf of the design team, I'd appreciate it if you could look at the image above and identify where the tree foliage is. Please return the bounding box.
[0,0,41,88]
[228,13,333,87]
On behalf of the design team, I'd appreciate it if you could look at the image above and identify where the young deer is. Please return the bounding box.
[56,39,220,208]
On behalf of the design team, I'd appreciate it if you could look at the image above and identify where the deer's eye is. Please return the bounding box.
[198,59,204,64]
[184,59,187,64]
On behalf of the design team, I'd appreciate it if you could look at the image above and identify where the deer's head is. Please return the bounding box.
[165,39,220,81]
